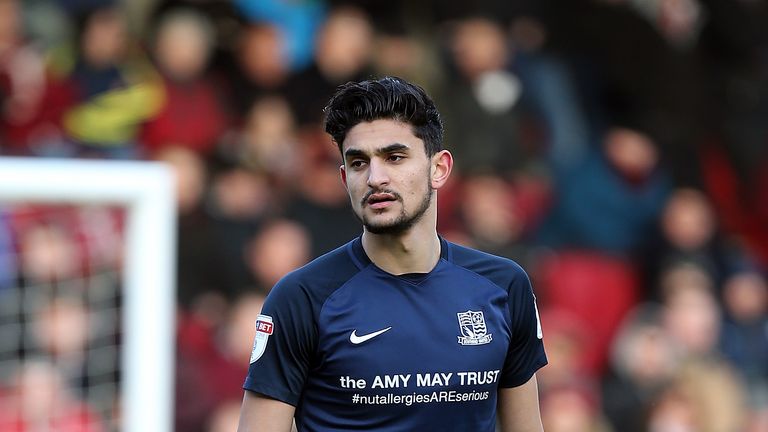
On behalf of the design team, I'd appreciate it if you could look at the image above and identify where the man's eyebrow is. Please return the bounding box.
[378,143,409,154]
[343,143,410,159]
[344,148,367,159]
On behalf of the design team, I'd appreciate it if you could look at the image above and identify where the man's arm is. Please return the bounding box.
[497,374,544,432]
[237,390,296,432]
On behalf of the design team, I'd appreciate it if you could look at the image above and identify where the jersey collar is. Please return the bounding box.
[346,235,452,272]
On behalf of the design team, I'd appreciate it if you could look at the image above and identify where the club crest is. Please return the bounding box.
[457,310,492,346]
[250,314,274,363]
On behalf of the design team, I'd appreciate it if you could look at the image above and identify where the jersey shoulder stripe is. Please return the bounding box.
[267,239,364,316]
[446,240,529,294]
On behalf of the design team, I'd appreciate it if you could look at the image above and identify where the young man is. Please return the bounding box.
[238,77,547,431]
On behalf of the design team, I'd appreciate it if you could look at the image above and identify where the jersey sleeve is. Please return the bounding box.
[243,274,316,406]
[499,267,547,388]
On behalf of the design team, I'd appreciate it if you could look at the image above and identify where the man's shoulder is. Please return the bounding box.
[446,241,529,291]
[271,240,362,299]
[448,241,526,273]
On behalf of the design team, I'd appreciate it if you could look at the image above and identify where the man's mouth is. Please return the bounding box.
[364,192,398,209]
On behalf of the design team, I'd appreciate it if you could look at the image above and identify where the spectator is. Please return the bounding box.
[154,146,220,307]
[18,221,81,284]
[601,304,680,432]
[28,293,121,420]
[206,165,273,297]
[227,22,291,120]
[33,295,90,360]
[436,16,533,175]
[644,187,739,300]
[537,124,671,256]
[244,219,311,294]
[232,0,325,71]
[283,131,361,257]
[217,94,300,189]
[0,0,69,155]
[647,360,748,432]
[536,307,593,390]
[455,174,531,264]
[10,204,123,286]
[284,5,374,127]
[719,267,768,421]
[141,8,228,157]
[0,361,105,432]
[541,383,613,432]
[176,293,265,432]
[553,0,708,185]
[370,29,435,86]
[659,261,721,359]
[59,4,163,159]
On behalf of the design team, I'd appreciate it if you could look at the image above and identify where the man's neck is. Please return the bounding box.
[361,228,441,275]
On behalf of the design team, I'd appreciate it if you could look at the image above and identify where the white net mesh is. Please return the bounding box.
[0,204,124,431]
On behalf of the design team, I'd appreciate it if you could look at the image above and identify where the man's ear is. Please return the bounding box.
[340,164,348,190]
[430,150,454,190]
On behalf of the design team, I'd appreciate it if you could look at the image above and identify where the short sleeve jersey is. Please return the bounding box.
[243,237,547,431]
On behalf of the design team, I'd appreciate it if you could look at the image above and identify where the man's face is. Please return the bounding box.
[340,119,434,235]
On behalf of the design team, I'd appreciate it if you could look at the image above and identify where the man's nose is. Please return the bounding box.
[367,159,390,188]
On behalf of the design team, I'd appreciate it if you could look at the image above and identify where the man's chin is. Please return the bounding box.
[363,219,411,236]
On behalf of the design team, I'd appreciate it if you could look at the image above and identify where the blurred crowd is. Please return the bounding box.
[1,0,768,431]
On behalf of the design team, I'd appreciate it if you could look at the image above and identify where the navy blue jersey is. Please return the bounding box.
[244,237,547,431]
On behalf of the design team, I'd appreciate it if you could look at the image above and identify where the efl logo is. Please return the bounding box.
[256,319,274,335]
[250,314,274,363]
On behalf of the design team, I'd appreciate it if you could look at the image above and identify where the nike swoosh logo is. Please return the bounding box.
[349,327,392,344]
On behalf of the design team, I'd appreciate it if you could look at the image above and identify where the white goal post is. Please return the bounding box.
[0,156,176,432]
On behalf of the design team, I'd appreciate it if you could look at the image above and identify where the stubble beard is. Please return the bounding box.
[359,179,434,236]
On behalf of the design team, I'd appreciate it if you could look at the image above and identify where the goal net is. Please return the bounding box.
[0,157,176,432]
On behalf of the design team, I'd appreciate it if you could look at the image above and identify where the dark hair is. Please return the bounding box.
[323,76,444,156]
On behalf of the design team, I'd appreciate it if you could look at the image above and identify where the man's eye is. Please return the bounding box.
[350,160,367,168]
[388,155,404,162]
